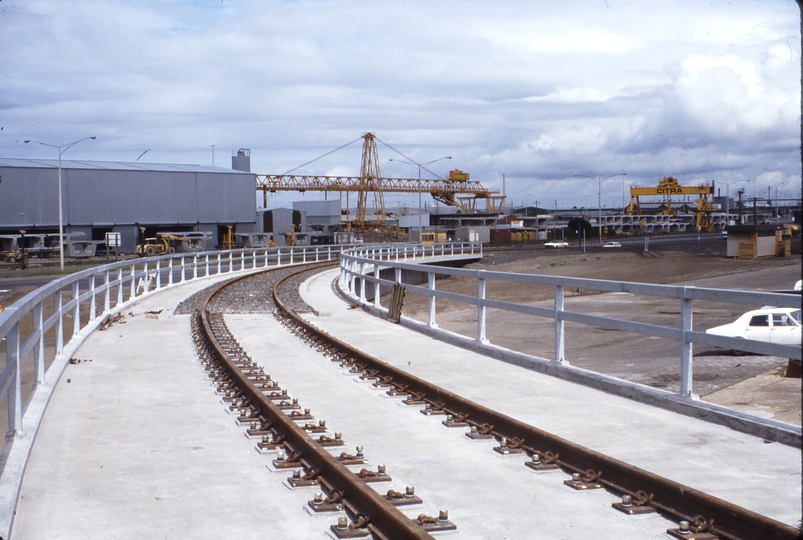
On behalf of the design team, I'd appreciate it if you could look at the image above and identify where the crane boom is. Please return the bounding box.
[255,132,504,227]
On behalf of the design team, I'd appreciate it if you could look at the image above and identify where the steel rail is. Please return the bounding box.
[272,268,800,540]
[196,263,435,540]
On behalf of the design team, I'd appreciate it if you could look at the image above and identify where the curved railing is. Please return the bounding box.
[0,245,344,537]
[339,245,802,444]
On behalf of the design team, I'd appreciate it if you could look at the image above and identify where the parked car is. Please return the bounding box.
[602,242,621,248]
[544,241,568,248]
[706,307,802,346]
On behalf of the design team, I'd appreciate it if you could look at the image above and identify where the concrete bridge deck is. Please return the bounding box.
[8,268,801,538]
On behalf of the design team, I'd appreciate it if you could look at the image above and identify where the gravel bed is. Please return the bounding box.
[174,265,332,315]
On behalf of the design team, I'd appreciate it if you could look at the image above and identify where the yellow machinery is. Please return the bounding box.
[255,133,504,229]
[136,232,186,257]
[220,226,235,251]
[626,176,715,232]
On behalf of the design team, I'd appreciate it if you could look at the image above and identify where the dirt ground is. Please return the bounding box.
[399,244,802,425]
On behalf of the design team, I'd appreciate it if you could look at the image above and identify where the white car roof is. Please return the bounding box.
[746,307,800,315]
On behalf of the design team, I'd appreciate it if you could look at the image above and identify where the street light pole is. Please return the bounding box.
[719,179,749,226]
[25,136,97,271]
[389,156,451,242]
[574,173,626,244]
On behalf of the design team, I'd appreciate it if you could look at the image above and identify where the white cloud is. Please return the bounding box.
[0,0,798,210]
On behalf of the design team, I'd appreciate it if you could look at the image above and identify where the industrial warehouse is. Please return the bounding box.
[0,135,799,264]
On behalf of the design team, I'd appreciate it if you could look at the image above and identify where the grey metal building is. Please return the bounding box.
[0,158,257,253]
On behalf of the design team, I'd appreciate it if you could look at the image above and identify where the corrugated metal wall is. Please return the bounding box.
[0,166,256,228]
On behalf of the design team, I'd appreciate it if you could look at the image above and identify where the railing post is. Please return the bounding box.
[277,249,282,267]
[104,270,111,314]
[290,248,295,265]
[89,275,97,322]
[179,256,186,282]
[154,260,161,289]
[56,291,64,354]
[193,255,199,279]
[6,322,22,436]
[303,248,307,264]
[228,252,234,273]
[168,258,174,285]
[217,253,222,274]
[554,285,565,364]
[428,271,437,327]
[359,262,366,302]
[143,261,150,294]
[117,267,124,306]
[373,264,380,308]
[33,302,45,385]
[477,270,488,343]
[206,253,211,275]
[680,294,694,398]
[130,263,138,299]
[72,280,81,337]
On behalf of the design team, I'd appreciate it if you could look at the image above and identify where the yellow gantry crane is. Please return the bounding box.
[626,176,716,232]
[255,133,505,229]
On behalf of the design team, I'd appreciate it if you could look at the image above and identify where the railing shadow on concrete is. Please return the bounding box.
[339,245,802,446]
[0,244,342,537]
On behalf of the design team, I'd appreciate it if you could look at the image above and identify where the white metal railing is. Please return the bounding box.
[340,247,802,399]
[0,244,347,535]
[0,245,347,438]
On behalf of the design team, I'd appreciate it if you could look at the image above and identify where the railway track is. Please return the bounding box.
[190,262,799,540]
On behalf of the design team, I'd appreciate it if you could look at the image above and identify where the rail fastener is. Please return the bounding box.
[414,510,457,533]
[357,465,392,483]
[288,468,322,488]
[384,487,423,506]
[420,401,447,416]
[272,450,304,470]
[666,516,717,539]
[442,413,469,427]
[564,470,605,491]
[330,515,370,538]
[612,491,657,515]
[465,423,495,440]
[336,447,367,466]
[524,451,561,471]
[308,490,345,513]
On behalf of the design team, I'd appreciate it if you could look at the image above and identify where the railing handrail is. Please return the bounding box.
[339,245,803,397]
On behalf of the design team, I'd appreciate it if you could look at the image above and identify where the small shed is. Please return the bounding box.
[725,225,784,258]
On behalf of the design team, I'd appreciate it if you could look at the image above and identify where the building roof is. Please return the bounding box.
[0,158,251,175]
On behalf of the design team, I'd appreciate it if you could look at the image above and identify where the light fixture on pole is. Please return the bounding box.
[574,173,626,244]
[389,156,451,242]
[24,136,97,271]
[719,179,749,226]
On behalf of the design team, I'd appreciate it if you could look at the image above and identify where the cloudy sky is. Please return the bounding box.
[1,0,800,211]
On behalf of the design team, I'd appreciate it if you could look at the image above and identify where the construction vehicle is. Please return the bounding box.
[626,176,715,232]
[136,232,186,257]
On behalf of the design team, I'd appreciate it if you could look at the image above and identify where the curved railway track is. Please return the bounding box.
[190,262,798,540]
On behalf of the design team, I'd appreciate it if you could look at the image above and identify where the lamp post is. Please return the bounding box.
[24,136,97,271]
[389,156,451,242]
[575,173,626,244]
[719,179,749,226]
